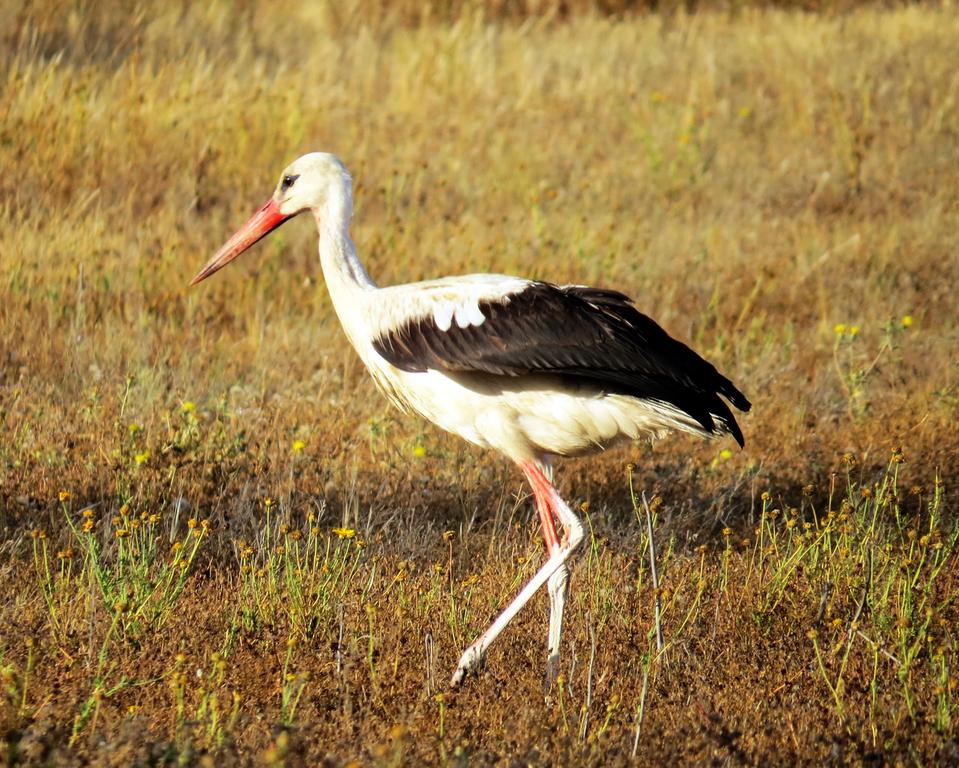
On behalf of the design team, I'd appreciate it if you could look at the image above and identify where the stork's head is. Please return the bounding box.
[190,152,352,286]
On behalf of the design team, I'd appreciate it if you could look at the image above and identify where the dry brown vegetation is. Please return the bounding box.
[2,1,958,765]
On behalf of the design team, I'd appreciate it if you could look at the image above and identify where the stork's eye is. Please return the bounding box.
[280,174,299,193]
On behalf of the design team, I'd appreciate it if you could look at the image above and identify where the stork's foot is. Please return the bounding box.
[450,644,485,687]
[545,652,560,692]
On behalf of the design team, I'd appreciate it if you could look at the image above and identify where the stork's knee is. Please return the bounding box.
[566,517,585,552]
[547,564,568,596]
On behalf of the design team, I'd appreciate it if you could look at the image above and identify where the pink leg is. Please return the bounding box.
[527,464,561,553]
[524,463,571,687]
[451,460,583,687]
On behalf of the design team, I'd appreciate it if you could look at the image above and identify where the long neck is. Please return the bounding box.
[315,184,377,351]
[317,214,375,293]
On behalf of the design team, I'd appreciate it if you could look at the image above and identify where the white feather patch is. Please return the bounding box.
[454,301,486,328]
[433,304,454,331]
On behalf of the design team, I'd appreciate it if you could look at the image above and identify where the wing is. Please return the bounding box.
[372,281,751,446]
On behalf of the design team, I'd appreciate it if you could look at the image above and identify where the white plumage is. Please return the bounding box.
[191,152,751,687]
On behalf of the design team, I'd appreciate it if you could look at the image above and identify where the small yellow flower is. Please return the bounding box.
[127,705,139,715]
[171,541,182,553]
[442,530,455,542]
[128,423,142,435]
[82,519,95,533]
[181,401,196,413]
[58,490,72,503]
[187,518,198,529]
[722,527,732,537]
[332,527,356,540]
[902,315,913,328]
[116,529,130,538]
[292,439,306,454]
[849,325,860,337]
[412,444,426,457]
[134,450,150,465]
[719,449,732,461]
[738,105,752,119]
[834,323,847,335]
[263,497,275,509]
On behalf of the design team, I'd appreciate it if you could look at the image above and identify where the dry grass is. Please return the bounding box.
[1,1,958,765]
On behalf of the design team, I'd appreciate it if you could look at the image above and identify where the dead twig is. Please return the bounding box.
[642,492,665,654]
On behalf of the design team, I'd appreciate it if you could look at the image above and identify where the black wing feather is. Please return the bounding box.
[373,282,751,446]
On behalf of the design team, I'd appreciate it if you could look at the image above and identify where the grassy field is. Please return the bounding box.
[2,1,958,764]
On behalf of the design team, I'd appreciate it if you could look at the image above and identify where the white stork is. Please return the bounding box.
[191,152,750,687]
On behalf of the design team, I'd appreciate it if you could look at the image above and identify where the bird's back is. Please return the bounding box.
[363,275,750,455]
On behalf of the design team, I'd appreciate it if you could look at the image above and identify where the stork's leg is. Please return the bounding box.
[451,461,584,687]
[530,463,569,688]
[545,564,568,687]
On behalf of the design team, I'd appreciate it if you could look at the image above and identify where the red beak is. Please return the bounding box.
[190,198,292,286]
